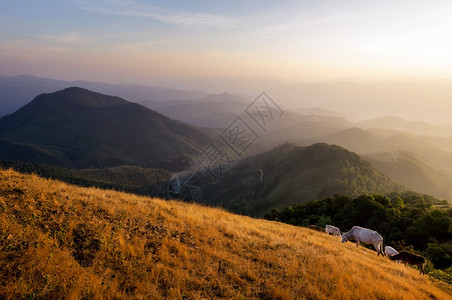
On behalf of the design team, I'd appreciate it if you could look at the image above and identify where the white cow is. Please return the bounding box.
[341,226,384,256]
[325,224,341,237]
[385,246,399,257]
[385,246,400,263]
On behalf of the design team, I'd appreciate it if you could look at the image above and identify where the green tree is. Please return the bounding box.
[373,194,391,207]
[420,210,452,241]
[391,196,405,209]
[425,243,452,269]
[385,208,401,223]
[405,224,431,249]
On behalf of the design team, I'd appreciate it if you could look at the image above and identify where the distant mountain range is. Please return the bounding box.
[141,92,356,146]
[305,127,452,173]
[364,150,452,200]
[139,92,249,128]
[0,74,207,117]
[358,116,452,137]
[298,127,452,200]
[0,87,213,170]
[198,143,402,216]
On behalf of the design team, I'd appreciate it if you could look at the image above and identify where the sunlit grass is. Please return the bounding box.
[0,168,450,299]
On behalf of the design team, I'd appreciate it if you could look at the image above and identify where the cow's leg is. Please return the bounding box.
[374,243,380,256]
[356,239,359,247]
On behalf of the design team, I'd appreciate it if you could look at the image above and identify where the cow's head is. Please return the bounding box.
[389,253,400,261]
[341,233,348,243]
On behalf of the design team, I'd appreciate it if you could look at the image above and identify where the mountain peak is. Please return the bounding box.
[201,142,401,216]
[0,88,213,169]
[35,87,130,108]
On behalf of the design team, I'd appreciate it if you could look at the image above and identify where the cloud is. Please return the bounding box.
[36,33,88,45]
[76,0,239,30]
[0,39,71,56]
[251,7,344,40]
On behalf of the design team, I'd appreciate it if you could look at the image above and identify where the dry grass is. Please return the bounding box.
[0,168,451,299]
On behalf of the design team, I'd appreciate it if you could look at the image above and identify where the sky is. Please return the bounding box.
[1,0,452,88]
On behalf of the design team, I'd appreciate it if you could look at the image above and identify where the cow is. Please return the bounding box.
[341,226,384,256]
[325,224,341,237]
[309,225,325,232]
[389,251,426,275]
[385,246,400,263]
[385,246,399,257]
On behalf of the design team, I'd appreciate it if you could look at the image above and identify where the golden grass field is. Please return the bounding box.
[0,168,451,299]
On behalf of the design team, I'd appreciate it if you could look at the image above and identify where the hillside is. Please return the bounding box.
[199,143,402,216]
[0,168,450,299]
[364,151,452,200]
[266,192,452,271]
[0,87,213,170]
[0,160,171,197]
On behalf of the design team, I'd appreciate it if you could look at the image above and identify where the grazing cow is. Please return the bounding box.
[389,251,426,275]
[385,246,399,257]
[325,224,341,237]
[341,226,384,256]
[385,246,400,263]
[309,225,325,232]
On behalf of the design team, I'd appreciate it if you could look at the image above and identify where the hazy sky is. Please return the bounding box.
[2,0,452,86]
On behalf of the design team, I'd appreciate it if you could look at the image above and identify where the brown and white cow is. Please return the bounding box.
[389,251,426,275]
